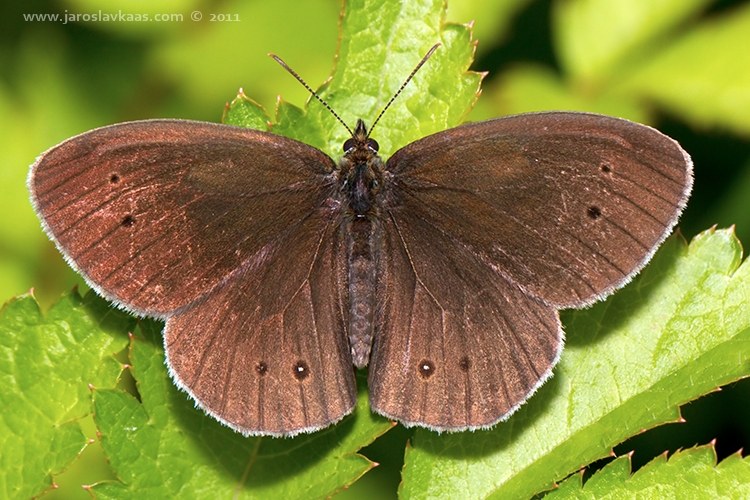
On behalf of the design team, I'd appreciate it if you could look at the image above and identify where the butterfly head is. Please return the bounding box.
[343,119,379,157]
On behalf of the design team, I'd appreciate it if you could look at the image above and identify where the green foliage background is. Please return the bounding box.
[1,0,749,498]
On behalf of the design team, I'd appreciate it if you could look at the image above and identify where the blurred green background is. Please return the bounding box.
[2,0,749,498]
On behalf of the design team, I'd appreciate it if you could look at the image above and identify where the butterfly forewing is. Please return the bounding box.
[30,120,338,315]
[385,112,693,308]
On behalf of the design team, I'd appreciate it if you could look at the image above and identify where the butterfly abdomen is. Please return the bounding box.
[346,216,380,368]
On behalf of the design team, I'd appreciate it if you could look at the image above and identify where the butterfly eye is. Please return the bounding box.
[367,138,379,152]
[343,138,355,152]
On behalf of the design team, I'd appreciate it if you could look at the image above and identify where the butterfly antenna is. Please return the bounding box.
[269,53,354,137]
[367,43,440,138]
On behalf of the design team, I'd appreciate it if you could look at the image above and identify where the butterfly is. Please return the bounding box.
[28,46,692,436]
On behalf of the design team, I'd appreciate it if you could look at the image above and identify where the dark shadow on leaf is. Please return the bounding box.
[136,317,164,344]
[168,380,361,487]
[79,289,137,341]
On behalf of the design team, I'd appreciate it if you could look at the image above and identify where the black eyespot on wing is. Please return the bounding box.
[458,356,470,372]
[121,214,135,227]
[418,359,435,379]
[293,360,310,381]
[587,206,602,219]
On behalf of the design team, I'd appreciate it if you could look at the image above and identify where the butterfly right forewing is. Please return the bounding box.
[29,119,340,316]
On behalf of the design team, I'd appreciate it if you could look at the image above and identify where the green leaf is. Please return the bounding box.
[271,0,482,158]
[547,444,750,499]
[0,290,131,499]
[400,228,750,500]
[90,321,392,499]
[223,90,270,130]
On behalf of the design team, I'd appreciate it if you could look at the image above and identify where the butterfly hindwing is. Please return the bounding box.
[369,206,561,430]
[164,207,356,436]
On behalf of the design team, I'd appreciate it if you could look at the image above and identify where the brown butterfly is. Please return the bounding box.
[28,47,692,436]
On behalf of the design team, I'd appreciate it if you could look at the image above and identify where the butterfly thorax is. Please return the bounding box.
[339,119,384,368]
[339,119,384,217]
